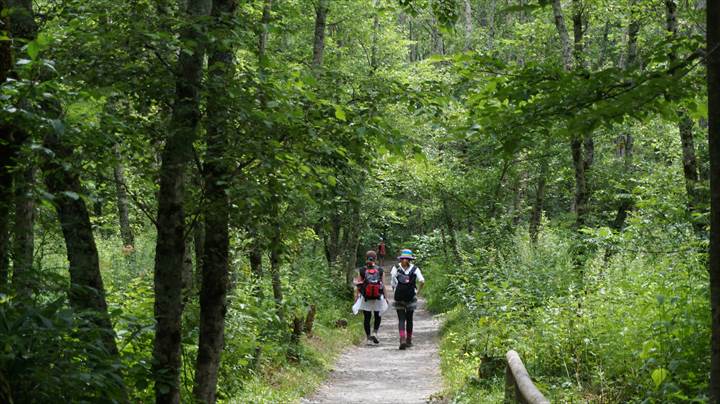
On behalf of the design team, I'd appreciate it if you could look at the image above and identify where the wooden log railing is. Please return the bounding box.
[504,350,550,404]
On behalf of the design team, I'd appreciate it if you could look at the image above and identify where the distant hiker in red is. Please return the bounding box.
[391,249,425,350]
[353,250,388,345]
[377,240,386,266]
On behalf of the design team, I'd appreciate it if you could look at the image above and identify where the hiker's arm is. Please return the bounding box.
[416,269,426,296]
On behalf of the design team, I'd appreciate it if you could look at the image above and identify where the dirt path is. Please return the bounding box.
[303,266,443,404]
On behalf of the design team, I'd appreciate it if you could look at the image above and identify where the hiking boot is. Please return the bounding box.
[406,338,413,347]
[399,342,407,350]
[370,335,379,344]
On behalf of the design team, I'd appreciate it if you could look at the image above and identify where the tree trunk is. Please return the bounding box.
[3,0,39,292]
[529,161,548,244]
[0,133,10,289]
[442,198,461,262]
[42,132,121,357]
[408,20,417,62]
[152,0,211,402]
[487,0,496,50]
[312,0,328,70]
[0,21,10,285]
[620,0,640,70]
[679,113,702,218]
[554,0,589,228]
[269,219,284,322]
[571,137,588,227]
[113,144,134,248]
[666,0,704,233]
[612,134,634,230]
[552,0,572,71]
[12,163,34,293]
[463,0,473,50]
[194,220,205,284]
[707,0,720,399]
[248,227,263,278]
[612,4,641,230]
[193,3,236,402]
[370,0,380,71]
[258,0,273,69]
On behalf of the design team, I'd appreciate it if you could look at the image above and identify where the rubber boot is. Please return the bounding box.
[399,336,407,350]
[406,335,413,348]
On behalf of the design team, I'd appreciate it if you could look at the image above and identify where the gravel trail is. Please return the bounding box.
[303,267,443,404]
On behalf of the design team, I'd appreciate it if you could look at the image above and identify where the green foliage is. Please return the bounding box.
[425,225,709,402]
[0,294,127,403]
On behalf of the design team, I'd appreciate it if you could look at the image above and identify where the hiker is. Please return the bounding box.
[352,250,388,344]
[377,239,386,266]
[391,249,424,350]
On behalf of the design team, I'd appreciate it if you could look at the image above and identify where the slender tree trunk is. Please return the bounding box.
[269,220,284,322]
[193,2,236,401]
[529,161,548,243]
[0,20,8,283]
[554,0,589,228]
[42,132,121,356]
[612,134,634,230]
[12,163,34,293]
[312,0,328,70]
[194,220,205,282]
[667,0,704,233]
[0,131,10,288]
[571,137,588,227]
[0,18,11,284]
[463,0,473,50]
[552,0,572,71]
[487,0,496,50]
[612,3,641,230]
[3,0,38,291]
[442,197,461,262]
[258,0,273,69]
[620,0,640,70]
[113,144,134,247]
[408,20,417,62]
[248,227,264,278]
[679,113,702,211]
[707,0,720,398]
[153,0,211,402]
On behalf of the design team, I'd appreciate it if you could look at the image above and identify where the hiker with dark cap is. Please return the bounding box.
[353,250,388,345]
[391,249,425,350]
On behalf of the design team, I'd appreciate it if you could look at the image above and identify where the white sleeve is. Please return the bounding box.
[390,266,398,289]
[415,267,425,283]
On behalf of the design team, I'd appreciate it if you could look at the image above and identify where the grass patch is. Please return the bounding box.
[227,316,364,403]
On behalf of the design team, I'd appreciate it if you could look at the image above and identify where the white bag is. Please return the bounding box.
[352,296,362,315]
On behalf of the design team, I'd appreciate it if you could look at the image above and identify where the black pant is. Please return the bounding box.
[362,310,381,336]
[396,309,414,338]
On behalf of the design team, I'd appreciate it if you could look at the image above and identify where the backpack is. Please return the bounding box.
[361,266,383,300]
[394,265,417,302]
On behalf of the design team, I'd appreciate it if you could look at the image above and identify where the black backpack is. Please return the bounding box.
[394,265,417,302]
[361,266,383,300]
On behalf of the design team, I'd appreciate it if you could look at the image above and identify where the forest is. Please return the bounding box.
[1,0,719,402]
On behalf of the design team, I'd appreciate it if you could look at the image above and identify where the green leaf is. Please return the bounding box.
[651,368,668,388]
[51,119,65,135]
[62,191,80,200]
[27,40,40,60]
[334,106,346,121]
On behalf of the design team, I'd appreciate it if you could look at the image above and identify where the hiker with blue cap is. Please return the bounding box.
[391,249,425,350]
